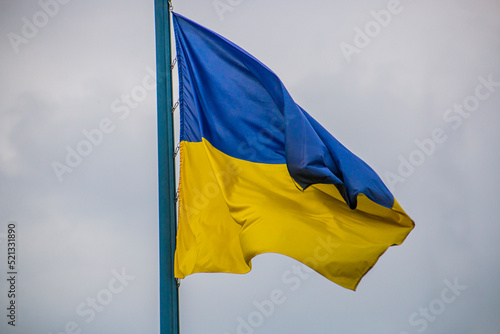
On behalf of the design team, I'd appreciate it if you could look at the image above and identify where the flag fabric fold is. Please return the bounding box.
[172,12,414,290]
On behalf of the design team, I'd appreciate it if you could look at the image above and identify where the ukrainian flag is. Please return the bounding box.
[172,13,414,290]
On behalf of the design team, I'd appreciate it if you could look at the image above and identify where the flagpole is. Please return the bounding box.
[155,1,180,334]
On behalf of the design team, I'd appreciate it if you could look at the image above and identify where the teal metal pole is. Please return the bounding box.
[154,1,179,334]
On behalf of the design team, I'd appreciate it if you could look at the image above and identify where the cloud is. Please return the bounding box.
[1,1,499,334]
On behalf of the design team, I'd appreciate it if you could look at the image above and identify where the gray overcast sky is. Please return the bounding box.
[1,0,499,333]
